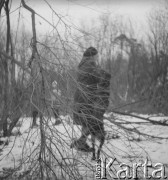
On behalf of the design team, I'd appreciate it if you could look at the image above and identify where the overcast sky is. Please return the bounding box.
[3,0,164,36]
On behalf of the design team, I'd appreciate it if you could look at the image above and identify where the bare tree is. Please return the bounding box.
[147,3,168,113]
[0,1,168,180]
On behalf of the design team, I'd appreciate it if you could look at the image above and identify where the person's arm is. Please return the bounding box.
[78,61,105,87]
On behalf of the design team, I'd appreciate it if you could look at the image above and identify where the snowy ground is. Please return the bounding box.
[0,113,168,179]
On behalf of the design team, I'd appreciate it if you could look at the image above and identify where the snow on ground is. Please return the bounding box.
[0,113,168,179]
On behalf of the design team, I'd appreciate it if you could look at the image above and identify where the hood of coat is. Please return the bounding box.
[78,54,98,69]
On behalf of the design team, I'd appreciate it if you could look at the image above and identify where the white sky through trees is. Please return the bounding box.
[3,0,164,36]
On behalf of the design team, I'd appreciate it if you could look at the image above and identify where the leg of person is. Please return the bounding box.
[91,135,96,160]
[71,104,94,151]
[78,125,90,143]
[70,125,93,152]
[97,135,105,159]
[73,106,94,151]
[96,123,105,159]
[53,108,61,125]
[32,110,38,127]
[53,108,59,119]
[52,101,61,125]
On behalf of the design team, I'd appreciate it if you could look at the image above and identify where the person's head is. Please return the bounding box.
[78,47,99,68]
[83,47,99,65]
[83,47,98,57]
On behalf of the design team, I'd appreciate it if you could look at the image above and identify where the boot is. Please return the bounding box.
[70,139,93,152]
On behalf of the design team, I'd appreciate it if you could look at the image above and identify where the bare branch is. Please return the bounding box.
[21,0,37,60]
[112,111,168,127]
[0,50,30,74]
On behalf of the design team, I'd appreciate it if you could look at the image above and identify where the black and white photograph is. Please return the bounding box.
[0,0,168,179]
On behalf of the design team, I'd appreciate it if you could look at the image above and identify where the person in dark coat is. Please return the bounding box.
[72,47,109,151]
[72,66,111,152]
[73,47,101,125]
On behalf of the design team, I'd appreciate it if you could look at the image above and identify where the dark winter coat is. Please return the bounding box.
[82,69,111,135]
[73,56,101,125]
[73,56,111,126]
[75,57,101,102]
[94,70,111,117]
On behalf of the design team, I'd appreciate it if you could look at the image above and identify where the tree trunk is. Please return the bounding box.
[1,58,9,136]
[1,0,11,136]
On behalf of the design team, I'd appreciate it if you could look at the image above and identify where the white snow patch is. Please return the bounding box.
[0,113,168,179]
